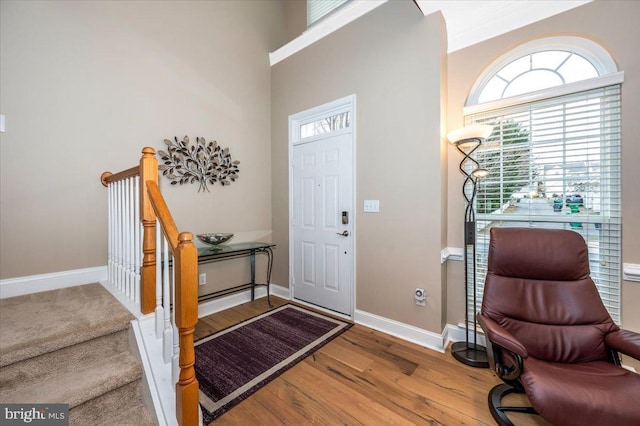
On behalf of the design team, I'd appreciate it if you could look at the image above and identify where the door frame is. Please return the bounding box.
[288,94,356,319]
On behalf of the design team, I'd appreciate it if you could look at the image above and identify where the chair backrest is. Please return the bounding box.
[481,227,618,363]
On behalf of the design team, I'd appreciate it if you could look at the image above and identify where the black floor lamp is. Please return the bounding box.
[447,124,493,369]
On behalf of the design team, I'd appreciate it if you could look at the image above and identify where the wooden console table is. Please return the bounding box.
[196,242,275,307]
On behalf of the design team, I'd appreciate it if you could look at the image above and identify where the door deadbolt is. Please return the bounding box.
[336,230,349,237]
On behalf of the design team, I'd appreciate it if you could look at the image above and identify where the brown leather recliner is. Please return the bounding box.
[477,227,640,426]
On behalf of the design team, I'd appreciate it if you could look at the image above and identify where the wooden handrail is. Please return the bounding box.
[102,147,199,425]
[146,182,199,426]
[100,166,140,187]
[146,181,179,252]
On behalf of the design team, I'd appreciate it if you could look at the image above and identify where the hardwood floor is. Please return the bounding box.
[194,297,550,425]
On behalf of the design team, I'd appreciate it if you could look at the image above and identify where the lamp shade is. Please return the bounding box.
[472,168,489,178]
[447,124,494,148]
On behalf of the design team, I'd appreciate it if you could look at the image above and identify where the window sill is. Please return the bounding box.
[623,264,640,283]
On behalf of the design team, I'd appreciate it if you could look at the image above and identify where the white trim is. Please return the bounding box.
[354,309,448,353]
[0,266,107,299]
[623,263,640,283]
[131,317,172,426]
[269,0,388,66]
[446,322,487,347]
[292,297,351,321]
[288,95,357,319]
[464,71,624,116]
[418,1,592,53]
[134,314,176,426]
[441,247,464,263]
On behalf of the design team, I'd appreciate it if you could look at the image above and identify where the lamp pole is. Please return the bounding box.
[447,125,492,369]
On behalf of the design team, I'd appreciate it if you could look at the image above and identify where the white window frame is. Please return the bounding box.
[466,36,622,114]
[464,36,624,323]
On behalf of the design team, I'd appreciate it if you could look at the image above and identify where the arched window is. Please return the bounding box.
[468,36,619,106]
[464,37,624,323]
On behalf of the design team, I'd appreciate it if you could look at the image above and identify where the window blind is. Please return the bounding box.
[465,85,622,323]
[307,0,349,26]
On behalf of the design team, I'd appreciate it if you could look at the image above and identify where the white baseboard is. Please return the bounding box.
[197,284,290,318]
[354,309,450,353]
[0,266,108,299]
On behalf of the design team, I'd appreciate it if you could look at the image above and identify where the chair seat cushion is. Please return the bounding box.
[522,357,640,426]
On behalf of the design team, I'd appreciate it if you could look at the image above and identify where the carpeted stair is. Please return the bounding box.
[0,283,156,425]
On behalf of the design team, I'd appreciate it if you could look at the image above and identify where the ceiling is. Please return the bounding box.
[414,0,593,52]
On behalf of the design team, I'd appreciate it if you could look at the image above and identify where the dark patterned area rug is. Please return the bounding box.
[195,304,352,424]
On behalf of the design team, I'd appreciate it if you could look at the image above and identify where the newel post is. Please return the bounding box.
[140,147,158,314]
[174,232,200,426]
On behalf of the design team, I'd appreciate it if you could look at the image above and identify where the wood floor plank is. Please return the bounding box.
[198,297,546,425]
[335,327,419,375]
[317,339,375,373]
[285,361,415,425]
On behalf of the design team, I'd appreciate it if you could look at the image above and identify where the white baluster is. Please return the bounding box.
[116,180,123,291]
[134,176,141,304]
[125,178,132,298]
[172,263,179,384]
[155,222,164,339]
[128,177,136,300]
[163,236,172,364]
[110,181,115,285]
[107,182,113,284]
[120,179,126,292]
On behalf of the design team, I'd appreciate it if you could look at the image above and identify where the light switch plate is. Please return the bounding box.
[364,200,379,213]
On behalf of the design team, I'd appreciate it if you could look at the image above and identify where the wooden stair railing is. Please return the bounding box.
[100,147,158,315]
[102,147,199,426]
[145,179,200,426]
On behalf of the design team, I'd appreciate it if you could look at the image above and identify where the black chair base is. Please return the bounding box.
[488,383,539,426]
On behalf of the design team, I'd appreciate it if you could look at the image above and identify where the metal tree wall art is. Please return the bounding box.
[158,136,240,193]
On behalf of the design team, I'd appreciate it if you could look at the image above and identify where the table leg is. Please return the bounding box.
[266,247,273,308]
[250,251,255,301]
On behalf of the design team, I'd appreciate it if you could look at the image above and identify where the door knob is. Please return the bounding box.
[336,230,349,237]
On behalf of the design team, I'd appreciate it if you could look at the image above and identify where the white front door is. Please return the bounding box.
[292,133,353,315]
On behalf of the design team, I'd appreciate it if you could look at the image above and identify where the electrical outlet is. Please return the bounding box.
[415,288,426,306]
[199,273,206,286]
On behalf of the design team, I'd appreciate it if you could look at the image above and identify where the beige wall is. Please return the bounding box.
[272,1,448,332]
[446,0,640,355]
[282,0,307,43]
[0,1,284,287]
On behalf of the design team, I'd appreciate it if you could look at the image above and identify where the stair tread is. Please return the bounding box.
[0,283,134,367]
[70,379,156,426]
[0,329,142,408]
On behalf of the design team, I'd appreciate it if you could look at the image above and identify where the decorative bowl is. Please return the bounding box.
[197,233,234,246]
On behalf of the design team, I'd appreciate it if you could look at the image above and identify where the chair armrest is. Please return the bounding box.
[477,313,528,358]
[605,329,640,360]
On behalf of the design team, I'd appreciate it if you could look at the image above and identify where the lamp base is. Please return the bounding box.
[451,341,489,368]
